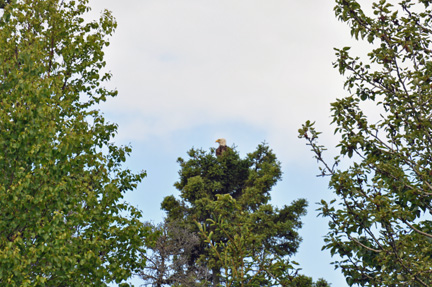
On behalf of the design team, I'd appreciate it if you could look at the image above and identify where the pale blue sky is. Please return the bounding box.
[86,1,361,286]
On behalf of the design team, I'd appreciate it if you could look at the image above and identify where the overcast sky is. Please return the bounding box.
[86,0,362,286]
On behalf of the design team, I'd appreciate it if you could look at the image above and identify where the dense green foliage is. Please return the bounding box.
[142,144,329,286]
[0,0,147,285]
[300,0,432,286]
[197,193,330,287]
[0,0,10,9]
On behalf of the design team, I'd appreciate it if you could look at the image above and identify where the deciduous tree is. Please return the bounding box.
[0,0,147,285]
[299,0,432,286]
[0,0,10,9]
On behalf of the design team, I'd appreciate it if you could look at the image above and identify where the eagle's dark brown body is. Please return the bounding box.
[215,138,228,157]
[216,145,228,157]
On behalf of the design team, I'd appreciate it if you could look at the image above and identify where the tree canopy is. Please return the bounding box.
[141,144,329,286]
[300,0,432,286]
[0,0,147,285]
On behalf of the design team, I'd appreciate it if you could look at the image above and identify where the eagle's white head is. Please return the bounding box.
[215,138,227,146]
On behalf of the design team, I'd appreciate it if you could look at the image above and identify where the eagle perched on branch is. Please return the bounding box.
[215,138,229,157]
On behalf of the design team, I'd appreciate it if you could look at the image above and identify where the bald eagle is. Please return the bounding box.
[215,138,228,157]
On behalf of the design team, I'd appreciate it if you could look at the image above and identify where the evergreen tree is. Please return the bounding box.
[142,144,329,286]
[197,193,330,287]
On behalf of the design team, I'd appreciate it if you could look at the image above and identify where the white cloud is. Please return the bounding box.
[89,0,354,152]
